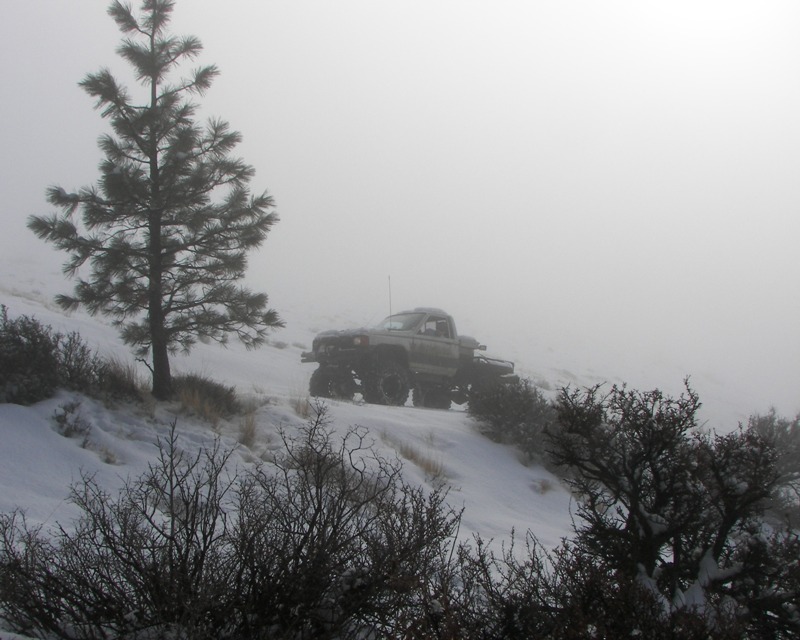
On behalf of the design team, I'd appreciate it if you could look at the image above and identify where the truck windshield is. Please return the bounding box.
[376,312,424,332]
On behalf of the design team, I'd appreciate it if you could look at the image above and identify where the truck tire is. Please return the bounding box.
[309,366,356,401]
[362,362,410,406]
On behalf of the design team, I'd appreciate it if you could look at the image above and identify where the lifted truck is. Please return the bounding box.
[301,308,517,408]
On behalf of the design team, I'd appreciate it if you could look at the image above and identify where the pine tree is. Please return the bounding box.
[28,0,282,399]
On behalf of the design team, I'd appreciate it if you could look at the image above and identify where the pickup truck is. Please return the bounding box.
[301,308,517,408]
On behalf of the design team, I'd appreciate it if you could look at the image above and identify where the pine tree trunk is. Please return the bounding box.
[147,200,170,398]
[151,329,172,399]
[148,212,172,400]
[150,302,172,399]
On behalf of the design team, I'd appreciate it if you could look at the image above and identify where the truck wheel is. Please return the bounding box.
[309,366,355,401]
[363,362,410,406]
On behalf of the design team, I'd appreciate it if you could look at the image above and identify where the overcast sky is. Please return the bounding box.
[1,1,798,423]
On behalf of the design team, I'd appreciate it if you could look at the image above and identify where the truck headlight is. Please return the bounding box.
[353,335,369,347]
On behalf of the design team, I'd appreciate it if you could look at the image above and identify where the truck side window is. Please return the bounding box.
[420,317,451,338]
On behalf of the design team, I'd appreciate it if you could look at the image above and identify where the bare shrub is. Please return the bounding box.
[0,422,239,638]
[230,407,462,637]
[0,409,463,639]
[56,331,105,393]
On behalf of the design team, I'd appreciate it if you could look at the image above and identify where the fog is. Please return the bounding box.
[1,1,798,425]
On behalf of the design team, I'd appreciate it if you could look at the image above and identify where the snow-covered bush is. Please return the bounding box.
[0,305,132,405]
[468,377,557,464]
[55,330,106,394]
[450,532,724,639]
[544,382,799,636]
[749,409,800,526]
[437,385,799,638]
[0,305,60,404]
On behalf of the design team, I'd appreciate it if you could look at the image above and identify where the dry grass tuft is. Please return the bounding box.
[290,387,313,419]
[531,478,556,495]
[178,387,223,429]
[173,373,239,428]
[239,411,258,449]
[100,357,145,401]
[381,431,446,482]
[95,446,119,465]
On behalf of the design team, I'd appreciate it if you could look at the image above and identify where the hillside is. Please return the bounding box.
[0,255,574,551]
[3,248,796,553]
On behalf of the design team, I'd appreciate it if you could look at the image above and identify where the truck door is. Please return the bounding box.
[410,315,460,377]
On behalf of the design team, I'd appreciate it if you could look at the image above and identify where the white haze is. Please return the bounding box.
[1,1,798,427]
